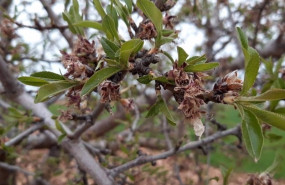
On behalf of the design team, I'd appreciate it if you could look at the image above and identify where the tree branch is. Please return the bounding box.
[5,122,45,146]
[108,125,240,178]
[0,55,113,185]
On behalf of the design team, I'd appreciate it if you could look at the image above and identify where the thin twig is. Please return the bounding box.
[108,125,240,178]
[0,162,51,185]
[5,122,45,146]
[68,103,105,139]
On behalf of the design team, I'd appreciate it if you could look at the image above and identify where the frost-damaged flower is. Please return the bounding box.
[136,20,157,40]
[213,70,243,104]
[73,36,96,64]
[59,110,73,122]
[60,36,96,79]
[169,63,207,137]
[100,81,120,103]
[214,70,243,93]
[0,19,16,39]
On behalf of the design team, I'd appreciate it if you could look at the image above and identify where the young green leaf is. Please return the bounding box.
[145,95,176,125]
[160,98,176,126]
[55,120,67,134]
[154,76,175,85]
[120,39,144,67]
[238,89,285,102]
[243,104,285,131]
[236,27,249,50]
[241,47,260,95]
[186,54,207,65]
[81,67,122,96]
[102,15,120,42]
[137,0,162,32]
[177,46,188,67]
[184,62,219,72]
[93,0,106,19]
[241,109,263,162]
[18,76,49,87]
[112,0,129,26]
[106,4,119,30]
[58,134,67,144]
[73,20,103,31]
[146,97,163,118]
[62,12,77,34]
[35,81,78,103]
[31,71,65,81]
[101,37,120,59]
[137,74,153,84]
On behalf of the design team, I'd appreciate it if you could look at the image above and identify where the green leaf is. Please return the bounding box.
[243,104,285,131]
[184,62,219,72]
[238,89,285,102]
[123,0,132,13]
[155,32,178,48]
[101,37,120,59]
[18,76,49,87]
[241,109,263,161]
[55,120,67,134]
[274,107,285,115]
[154,76,175,85]
[177,46,188,67]
[186,54,207,65]
[113,0,129,26]
[221,166,233,185]
[120,39,144,67]
[102,15,120,41]
[93,0,106,19]
[236,27,248,50]
[73,20,103,31]
[145,97,163,118]
[35,81,78,103]
[58,134,67,144]
[161,50,174,63]
[81,67,122,96]
[62,12,77,34]
[137,74,153,84]
[137,0,162,32]
[241,47,260,95]
[31,71,65,81]
[266,133,283,142]
[160,97,176,126]
[106,4,119,30]
[145,95,176,126]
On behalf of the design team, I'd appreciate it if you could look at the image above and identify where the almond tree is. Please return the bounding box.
[0,0,284,184]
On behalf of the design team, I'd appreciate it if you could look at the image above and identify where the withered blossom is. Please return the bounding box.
[60,36,96,79]
[136,20,157,40]
[168,62,207,137]
[214,70,243,93]
[100,81,120,103]
[0,19,16,39]
[59,110,73,122]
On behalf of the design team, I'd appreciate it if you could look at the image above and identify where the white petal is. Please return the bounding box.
[193,118,205,139]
